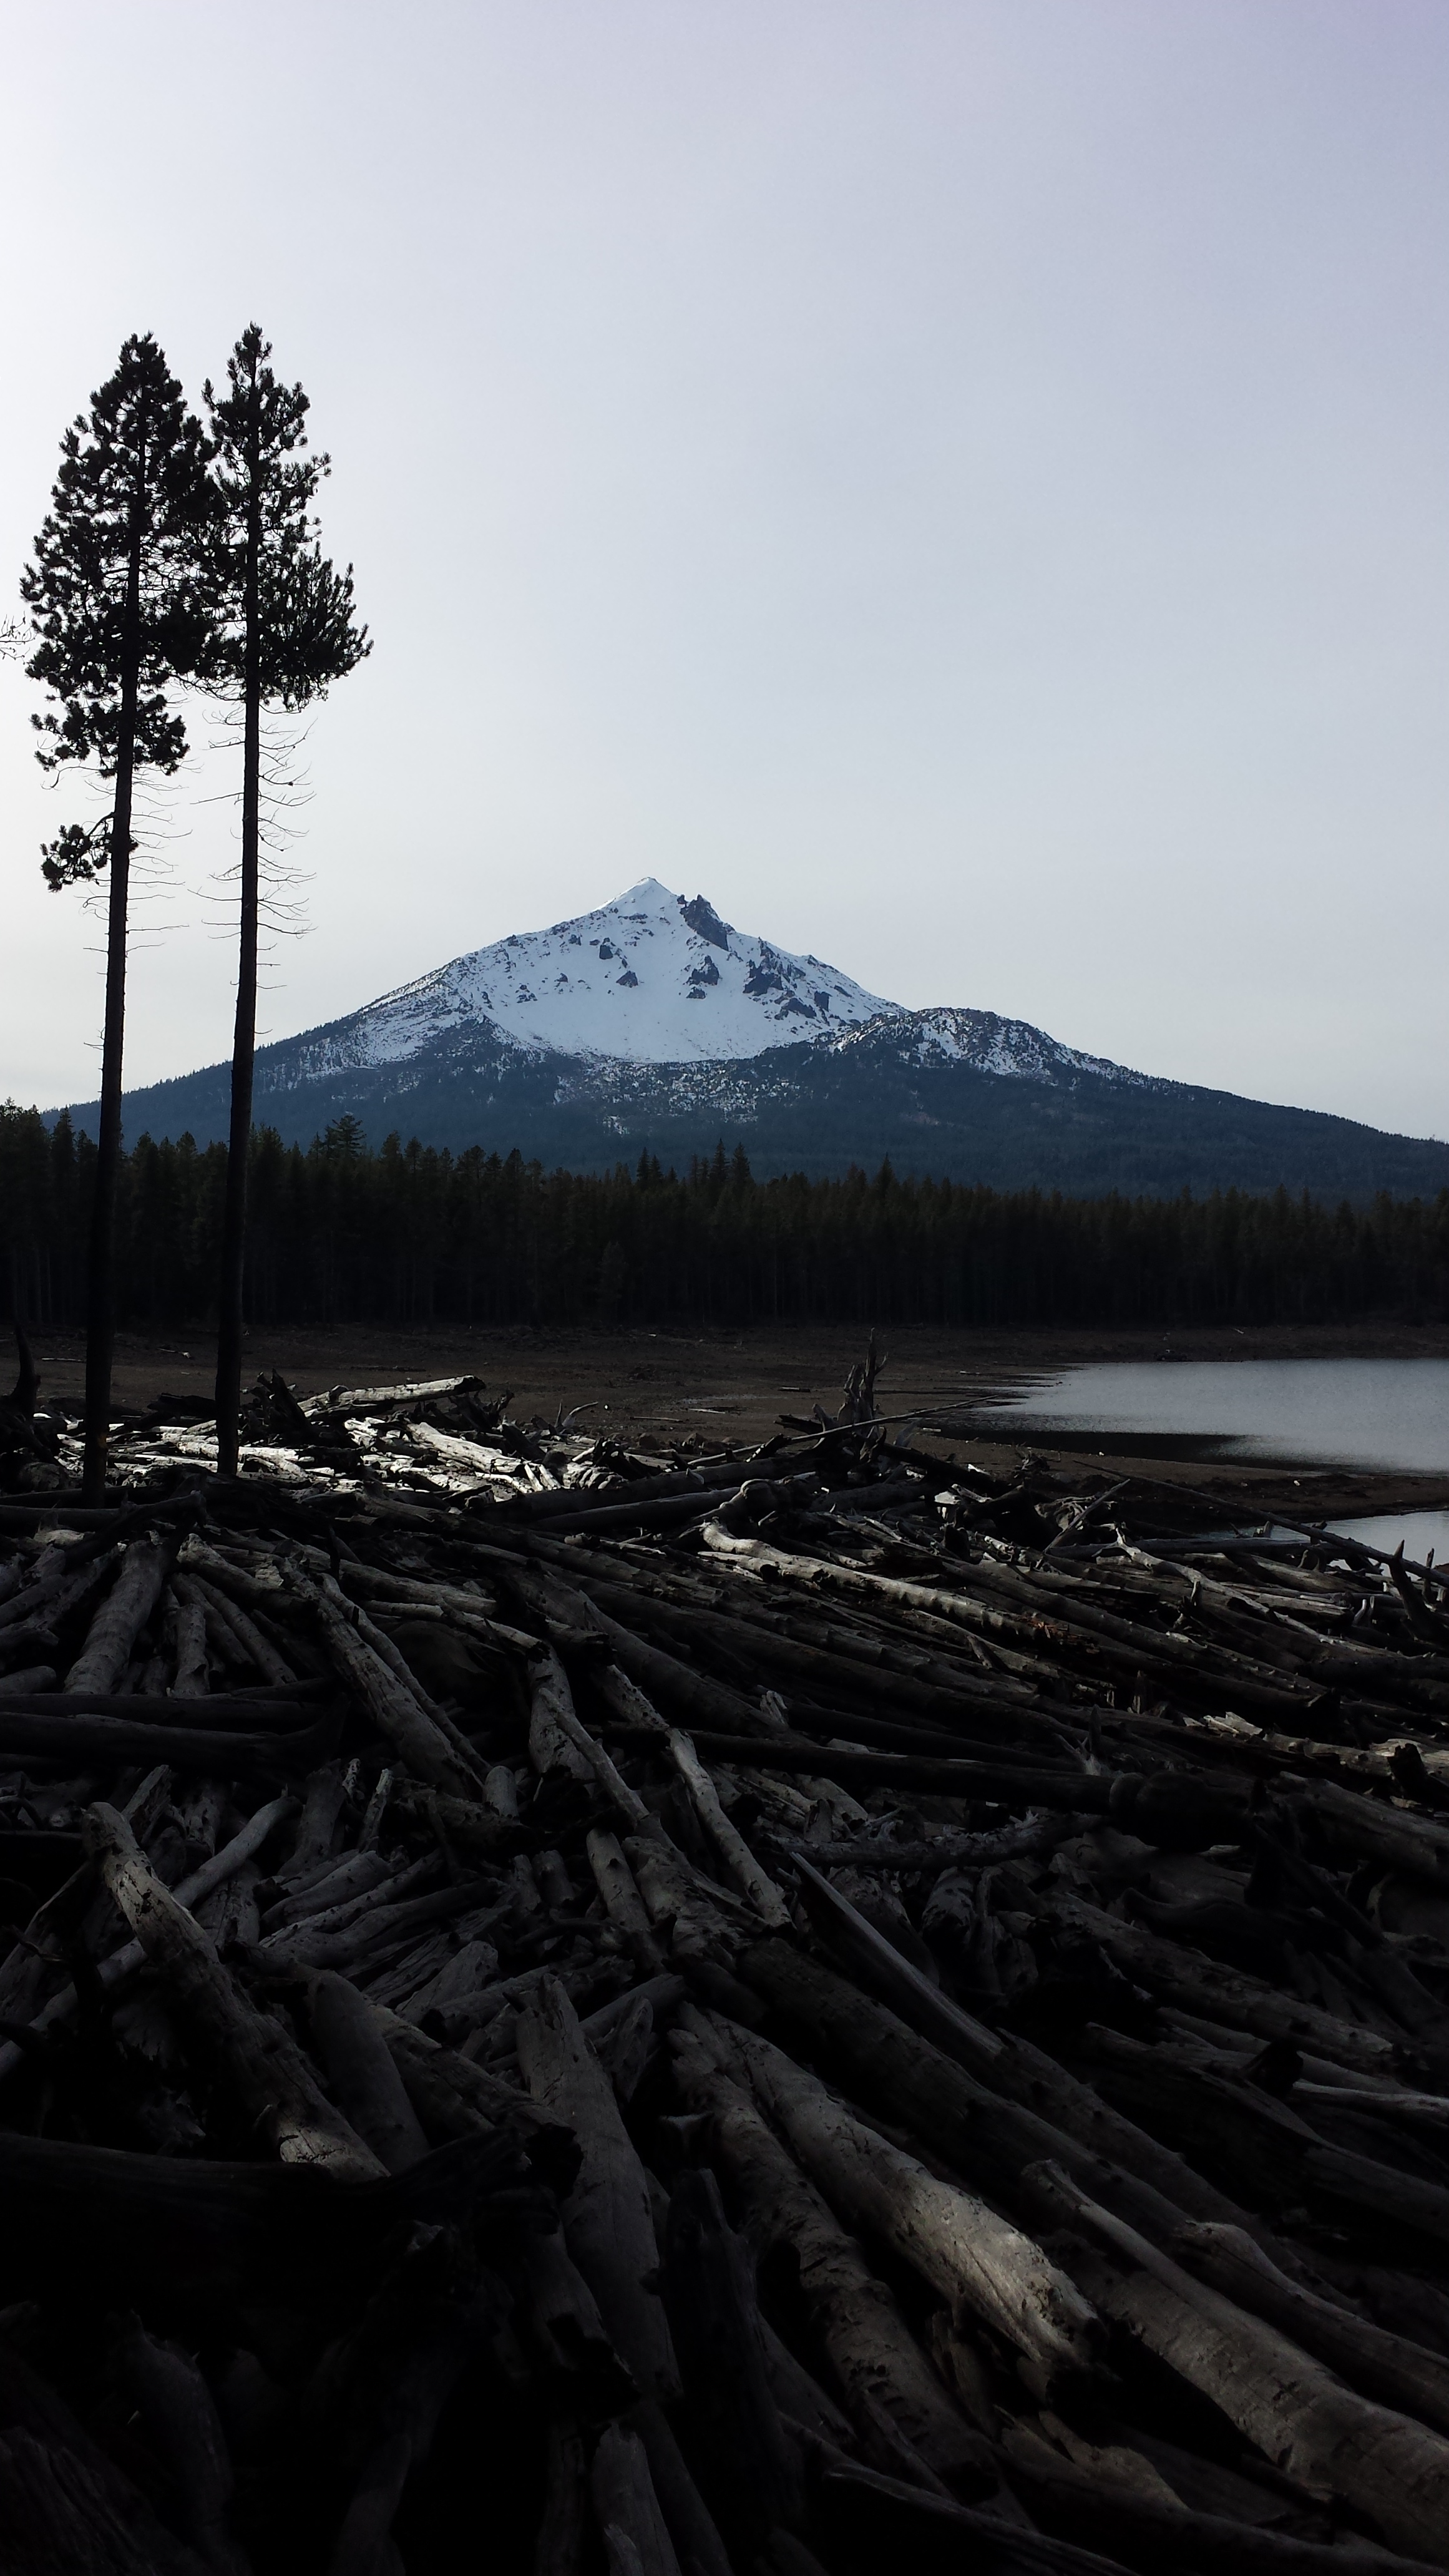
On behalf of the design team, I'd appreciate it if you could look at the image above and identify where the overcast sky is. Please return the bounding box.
[2,1,1447,1140]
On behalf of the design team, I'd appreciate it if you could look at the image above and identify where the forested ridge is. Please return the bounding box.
[3,1101,1447,1332]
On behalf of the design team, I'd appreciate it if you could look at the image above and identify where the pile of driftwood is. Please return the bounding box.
[3,1355,1449,2575]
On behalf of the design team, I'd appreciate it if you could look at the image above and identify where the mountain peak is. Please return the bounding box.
[319,880,901,1070]
[614,875,675,903]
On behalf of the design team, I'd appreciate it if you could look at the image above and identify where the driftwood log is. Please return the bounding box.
[0,1356,1447,2570]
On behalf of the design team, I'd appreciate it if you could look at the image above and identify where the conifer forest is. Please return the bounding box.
[2,1102,1447,1335]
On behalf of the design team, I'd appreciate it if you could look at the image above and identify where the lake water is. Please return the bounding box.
[968,1358,1449,1561]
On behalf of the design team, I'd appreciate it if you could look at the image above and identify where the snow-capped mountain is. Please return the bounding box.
[298,878,899,1076]
[64,876,1449,1199]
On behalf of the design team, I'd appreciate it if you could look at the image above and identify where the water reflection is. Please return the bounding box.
[972,1358,1449,1476]
[968,1356,1449,1563]
[1329,1508,1449,1562]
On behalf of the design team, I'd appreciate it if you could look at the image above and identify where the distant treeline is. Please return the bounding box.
[2,1105,1447,1334]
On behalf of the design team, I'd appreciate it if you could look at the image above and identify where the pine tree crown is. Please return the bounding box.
[21,333,214,887]
[202,322,370,707]
[22,333,213,778]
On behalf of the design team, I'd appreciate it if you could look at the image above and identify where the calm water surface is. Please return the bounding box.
[970,1359,1449,1559]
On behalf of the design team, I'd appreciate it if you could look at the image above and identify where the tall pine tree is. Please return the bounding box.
[22,336,212,1500]
[203,326,369,1475]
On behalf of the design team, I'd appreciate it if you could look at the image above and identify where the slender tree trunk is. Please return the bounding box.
[81,523,142,1504]
[214,397,262,1478]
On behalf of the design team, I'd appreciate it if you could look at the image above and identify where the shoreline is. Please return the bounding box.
[21,1318,1449,1530]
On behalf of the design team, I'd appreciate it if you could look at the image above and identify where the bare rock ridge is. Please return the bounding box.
[54,877,1449,1197]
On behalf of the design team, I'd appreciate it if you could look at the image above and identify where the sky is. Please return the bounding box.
[2,0,1447,1139]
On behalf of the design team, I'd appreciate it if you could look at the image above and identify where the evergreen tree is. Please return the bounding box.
[203,326,369,1474]
[21,336,212,1498]
[0,1115,1445,1336]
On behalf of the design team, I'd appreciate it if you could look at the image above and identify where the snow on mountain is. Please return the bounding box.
[306,878,902,1073]
[851,1005,1160,1090]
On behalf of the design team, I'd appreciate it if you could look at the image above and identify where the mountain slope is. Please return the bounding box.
[56,879,1449,1199]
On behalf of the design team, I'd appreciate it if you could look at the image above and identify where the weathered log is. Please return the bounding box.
[726,2016,1102,2393]
[615,1724,1116,1807]
[65,1539,172,1692]
[593,1661,672,1739]
[173,1567,296,1688]
[1172,2219,1449,2437]
[376,2011,580,2182]
[964,1550,1331,1709]
[671,2029,995,2486]
[306,1971,432,2172]
[0,1878,87,2032]
[541,1483,756,1539]
[660,2165,804,2550]
[739,1937,1282,2254]
[788,1813,1076,1871]
[602,1993,656,2103]
[667,1732,793,1928]
[1080,2022,1449,2251]
[758,2320,857,2449]
[937,2437,1449,2576]
[0,1545,118,1639]
[0,1621,61,1672]
[587,1830,666,1974]
[627,1834,740,1966]
[499,1556,773,1738]
[588,2423,683,2576]
[0,1660,57,1694]
[0,1705,336,1774]
[263,1848,398,1930]
[176,1533,291,1608]
[83,1802,386,2179]
[1045,1886,1399,2076]
[0,2342,213,2576]
[1297,1778,1449,1887]
[622,2401,736,2576]
[1023,2159,1449,2567]
[273,1765,349,1880]
[310,1587,487,1797]
[702,1527,1326,1717]
[483,1760,523,1820]
[582,1973,688,2046]
[804,2446,1134,2575]
[528,1643,597,1782]
[329,1558,504,1626]
[510,1458,749,1522]
[168,1588,211,1695]
[0,1791,295,2084]
[257,1874,500,1974]
[516,1975,680,2396]
[512,2224,623,2408]
[578,1571,1063,1735]
[523,1667,651,1823]
[792,1856,1256,2223]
